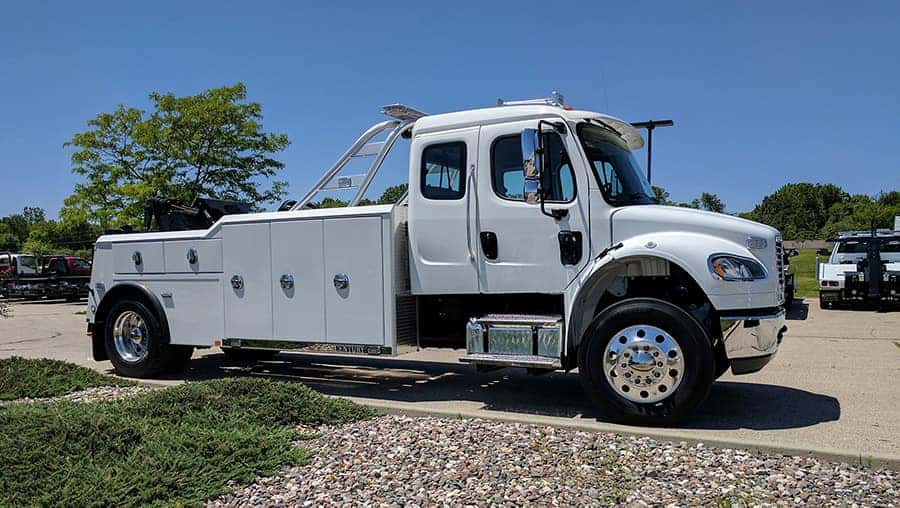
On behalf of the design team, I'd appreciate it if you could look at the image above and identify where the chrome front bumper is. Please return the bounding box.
[721,309,787,375]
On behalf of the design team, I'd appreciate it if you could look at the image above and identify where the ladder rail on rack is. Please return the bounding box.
[291,104,427,211]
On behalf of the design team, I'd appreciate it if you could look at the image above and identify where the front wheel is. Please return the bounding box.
[578,298,715,426]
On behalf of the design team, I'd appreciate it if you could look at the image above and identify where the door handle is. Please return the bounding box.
[558,231,583,265]
[480,231,498,260]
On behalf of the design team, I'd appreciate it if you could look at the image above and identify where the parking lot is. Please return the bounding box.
[1,297,898,467]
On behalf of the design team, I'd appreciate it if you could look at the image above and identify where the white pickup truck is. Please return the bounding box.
[87,96,787,424]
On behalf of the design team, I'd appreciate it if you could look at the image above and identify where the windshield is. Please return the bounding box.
[833,238,900,263]
[577,122,655,205]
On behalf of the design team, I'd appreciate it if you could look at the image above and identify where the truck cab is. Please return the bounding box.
[86,96,787,424]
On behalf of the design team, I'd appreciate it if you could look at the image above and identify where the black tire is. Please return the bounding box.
[221,347,279,362]
[784,288,794,309]
[103,299,182,378]
[819,294,831,309]
[578,298,715,426]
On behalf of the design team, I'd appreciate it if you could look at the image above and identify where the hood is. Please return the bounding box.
[610,205,779,248]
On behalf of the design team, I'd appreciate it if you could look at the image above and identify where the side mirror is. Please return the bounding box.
[521,128,542,204]
[817,248,830,256]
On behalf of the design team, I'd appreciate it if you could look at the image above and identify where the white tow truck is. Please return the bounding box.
[817,227,900,308]
[87,95,787,424]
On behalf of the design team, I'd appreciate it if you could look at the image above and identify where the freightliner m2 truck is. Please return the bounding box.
[87,96,787,424]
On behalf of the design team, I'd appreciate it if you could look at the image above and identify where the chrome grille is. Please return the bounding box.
[775,238,784,302]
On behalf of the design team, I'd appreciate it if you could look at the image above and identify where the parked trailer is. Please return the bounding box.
[87,96,787,424]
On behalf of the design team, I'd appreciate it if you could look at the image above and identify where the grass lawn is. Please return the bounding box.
[790,248,823,299]
[0,357,136,400]
[0,359,377,507]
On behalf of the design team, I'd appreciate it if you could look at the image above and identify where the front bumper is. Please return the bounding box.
[721,309,787,375]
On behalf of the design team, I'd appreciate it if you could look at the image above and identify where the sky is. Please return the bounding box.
[1,0,898,218]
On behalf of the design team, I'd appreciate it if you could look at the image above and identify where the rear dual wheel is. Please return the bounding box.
[578,298,715,426]
[104,299,192,378]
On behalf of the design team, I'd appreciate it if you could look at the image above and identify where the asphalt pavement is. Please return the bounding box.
[1,297,897,468]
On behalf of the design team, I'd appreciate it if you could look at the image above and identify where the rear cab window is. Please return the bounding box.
[420,142,466,200]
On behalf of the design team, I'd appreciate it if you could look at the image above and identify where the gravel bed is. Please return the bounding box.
[209,415,897,507]
[3,385,152,404]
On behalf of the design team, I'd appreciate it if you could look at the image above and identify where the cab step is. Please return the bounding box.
[459,353,561,369]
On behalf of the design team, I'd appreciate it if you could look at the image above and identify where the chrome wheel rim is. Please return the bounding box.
[113,311,149,363]
[604,324,685,403]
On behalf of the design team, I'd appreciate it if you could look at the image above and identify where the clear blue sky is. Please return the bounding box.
[1,1,898,217]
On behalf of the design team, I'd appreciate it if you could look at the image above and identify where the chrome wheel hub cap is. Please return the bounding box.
[113,311,149,363]
[604,325,684,403]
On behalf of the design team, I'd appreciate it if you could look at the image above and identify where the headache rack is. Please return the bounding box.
[290,104,427,210]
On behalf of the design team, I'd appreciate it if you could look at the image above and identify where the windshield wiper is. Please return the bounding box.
[587,118,623,138]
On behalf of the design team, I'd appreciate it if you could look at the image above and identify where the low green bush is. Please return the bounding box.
[0,367,376,507]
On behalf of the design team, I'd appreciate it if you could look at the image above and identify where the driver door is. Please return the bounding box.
[475,120,591,293]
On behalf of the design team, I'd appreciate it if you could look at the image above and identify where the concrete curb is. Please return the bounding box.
[347,397,900,472]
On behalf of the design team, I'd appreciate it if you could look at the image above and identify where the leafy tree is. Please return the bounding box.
[699,192,725,213]
[0,213,29,247]
[377,184,408,205]
[652,186,671,205]
[23,207,45,225]
[0,223,19,252]
[740,183,898,240]
[22,221,58,258]
[63,83,290,228]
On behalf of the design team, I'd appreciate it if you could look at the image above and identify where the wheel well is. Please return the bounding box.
[92,284,170,361]
[565,257,722,370]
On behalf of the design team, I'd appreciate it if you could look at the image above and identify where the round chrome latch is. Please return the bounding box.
[132,251,142,266]
[604,324,685,403]
[230,275,244,290]
[280,274,294,290]
[186,248,198,265]
[333,273,349,290]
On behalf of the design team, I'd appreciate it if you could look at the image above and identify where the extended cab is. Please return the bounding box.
[87,97,787,424]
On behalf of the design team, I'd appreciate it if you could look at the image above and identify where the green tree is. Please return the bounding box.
[699,192,725,213]
[63,83,290,228]
[651,185,672,205]
[0,223,19,252]
[377,184,408,205]
[740,183,848,240]
[22,221,58,258]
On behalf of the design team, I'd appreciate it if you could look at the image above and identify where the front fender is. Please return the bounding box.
[565,232,773,359]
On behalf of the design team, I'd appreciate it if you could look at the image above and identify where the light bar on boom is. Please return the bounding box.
[381,104,428,121]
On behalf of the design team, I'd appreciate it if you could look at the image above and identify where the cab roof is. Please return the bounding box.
[411,105,645,150]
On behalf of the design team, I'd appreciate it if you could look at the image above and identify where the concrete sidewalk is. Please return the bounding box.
[1,298,898,468]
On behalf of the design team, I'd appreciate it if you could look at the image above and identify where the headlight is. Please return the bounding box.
[708,255,767,281]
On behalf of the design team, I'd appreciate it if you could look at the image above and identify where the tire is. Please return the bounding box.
[784,288,794,309]
[103,299,183,378]
[221,347,279,362]
[578,298,715,426]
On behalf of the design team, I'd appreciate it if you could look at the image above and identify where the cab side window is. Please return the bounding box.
[421,142,466,200]
[491,133,575,202]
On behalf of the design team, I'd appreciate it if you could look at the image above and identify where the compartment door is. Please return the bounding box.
[271,219,326,341]
[223,223,272,339]
[324,217,384,345]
